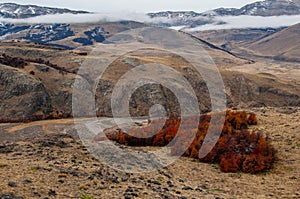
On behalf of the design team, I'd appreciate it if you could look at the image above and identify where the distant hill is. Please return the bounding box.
[247,23,300,62]
[193,23,300,63]
[193,27,284,50]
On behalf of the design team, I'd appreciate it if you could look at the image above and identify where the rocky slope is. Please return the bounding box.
[0,42,81,121]
[0,64,51,119]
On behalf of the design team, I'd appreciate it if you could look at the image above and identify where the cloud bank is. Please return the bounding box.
[0,13,299,32]
[0,12,152,24]
[184,15,300,31]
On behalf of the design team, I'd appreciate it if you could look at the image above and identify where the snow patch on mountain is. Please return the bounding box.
[0,3,89,18]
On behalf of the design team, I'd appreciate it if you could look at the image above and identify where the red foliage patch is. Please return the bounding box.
[102,110,276,174]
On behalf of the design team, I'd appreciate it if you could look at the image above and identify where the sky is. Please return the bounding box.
[3,0,259,13]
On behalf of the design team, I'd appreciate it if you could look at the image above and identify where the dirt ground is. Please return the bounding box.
[0,107,299,199]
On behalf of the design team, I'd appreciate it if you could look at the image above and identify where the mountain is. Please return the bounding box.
[0,3,89,19]
[149,0,300,18]
[213,0,300,16]
[148,0,300,28]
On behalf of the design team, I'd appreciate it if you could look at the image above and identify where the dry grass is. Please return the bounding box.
[0,107,299,198]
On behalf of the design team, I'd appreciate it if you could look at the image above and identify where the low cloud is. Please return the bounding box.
[185,15,300,31]
[0,12,152,24]
[0,13,299,31]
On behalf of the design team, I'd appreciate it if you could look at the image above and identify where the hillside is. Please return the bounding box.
[0,38,299,121]
[247,23,300,62]
[193,22,300,63]
[193,27,283,54]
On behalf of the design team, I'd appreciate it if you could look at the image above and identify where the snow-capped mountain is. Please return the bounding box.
[148,0,300,28]
[213,0,300,16]
[149,0,300,18]
[0,3,89,19]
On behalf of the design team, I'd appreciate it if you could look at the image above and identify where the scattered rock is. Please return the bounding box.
[182,186,193,190]
[152,180,162,185]
[23,179,32,184]
[167,181,174,188]
[179,197,188,199]
[124,193,138,199]
[47,189,56,196]
[277,107,297,114]
[195,187,203,192]
[111,178,119,184]
[0,193,24,199]
[8,181,17,187]
[0,143,17,154]
[175,191,181,194]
